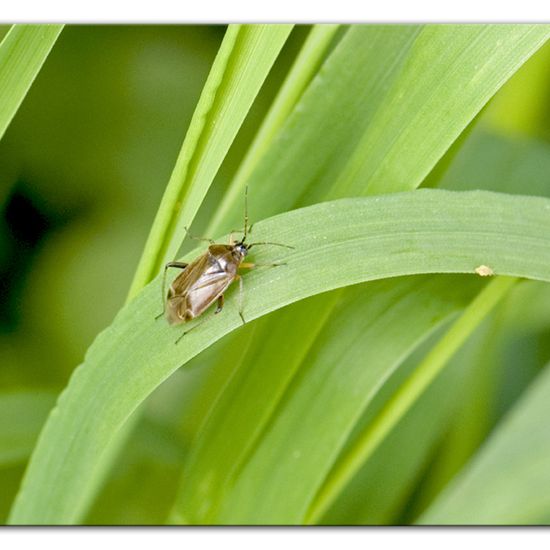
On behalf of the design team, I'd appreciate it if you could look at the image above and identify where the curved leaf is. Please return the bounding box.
[165,25,550,525]
[209,24,550,235]
[317,128,550,524]
[170,275,484,524]
[9,189,550,524]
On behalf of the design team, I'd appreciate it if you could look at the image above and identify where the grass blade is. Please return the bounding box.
[170,275,483,524]
[208,25,550,235]
[0,24,63,142]
[207,24,340,234]
[419,360,550,524]
[8,189,550,524]
[166,25,550,524]
[305,276,517,523]
[312,128,550,525]
[128,24,293,300]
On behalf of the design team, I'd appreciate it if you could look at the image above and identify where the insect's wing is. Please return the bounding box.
[166,254,209,325]
[165,295,188,325]
[185,264,233,320]
[168,254,207,297]
[166,251,234,324]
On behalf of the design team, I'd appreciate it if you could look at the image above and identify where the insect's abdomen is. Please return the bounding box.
[165,248,239,325]
[165,295,194,325]
[166,270,233,325]
[186,282,228,317]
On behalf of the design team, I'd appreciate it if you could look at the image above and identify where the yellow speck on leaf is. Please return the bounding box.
[475,265,494,277]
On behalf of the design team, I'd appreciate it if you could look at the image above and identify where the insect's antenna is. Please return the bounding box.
[247,241,295,250]
[243,185,249,242]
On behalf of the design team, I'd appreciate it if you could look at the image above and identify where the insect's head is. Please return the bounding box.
[233,240,249,259]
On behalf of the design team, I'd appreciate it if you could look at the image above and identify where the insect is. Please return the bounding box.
[158,189,293,342]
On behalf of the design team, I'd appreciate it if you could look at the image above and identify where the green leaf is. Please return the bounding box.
[399,316,503,521]
[419,361,550,525]
[305,275,517,524]
[0,24,63,142]
[317,129,550,525]
[208,24,550,236]
[185,30,550,517]
[170,275,484,524]
[0,391,57,468]
[317,327,465,524]
[127,24,293,299]
[207,24,340,232]
[165,25,550,525]
[9,189,550,524]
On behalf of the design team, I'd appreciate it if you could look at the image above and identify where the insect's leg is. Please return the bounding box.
[184,226,215,245]
[235,262,285,325]
[236,275,246,325]
[175,316,207,343]
[175,320,205,343]
[156,262,188,320]
[247,241,294,250]
[215,294,224,314]
[175,295,225,344]
[175,318,206,343]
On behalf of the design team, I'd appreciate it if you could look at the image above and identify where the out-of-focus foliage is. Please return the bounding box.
[420,359,550,524]
[2,25,550,525]
[1,26,221,378]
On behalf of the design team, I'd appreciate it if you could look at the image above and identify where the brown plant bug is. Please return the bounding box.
[158,188,293,342]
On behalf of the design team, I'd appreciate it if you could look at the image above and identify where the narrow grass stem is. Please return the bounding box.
[206,24,340,237]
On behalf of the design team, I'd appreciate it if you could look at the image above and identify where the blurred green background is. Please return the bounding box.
[2,25,550,524]
[0,25,220,382]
